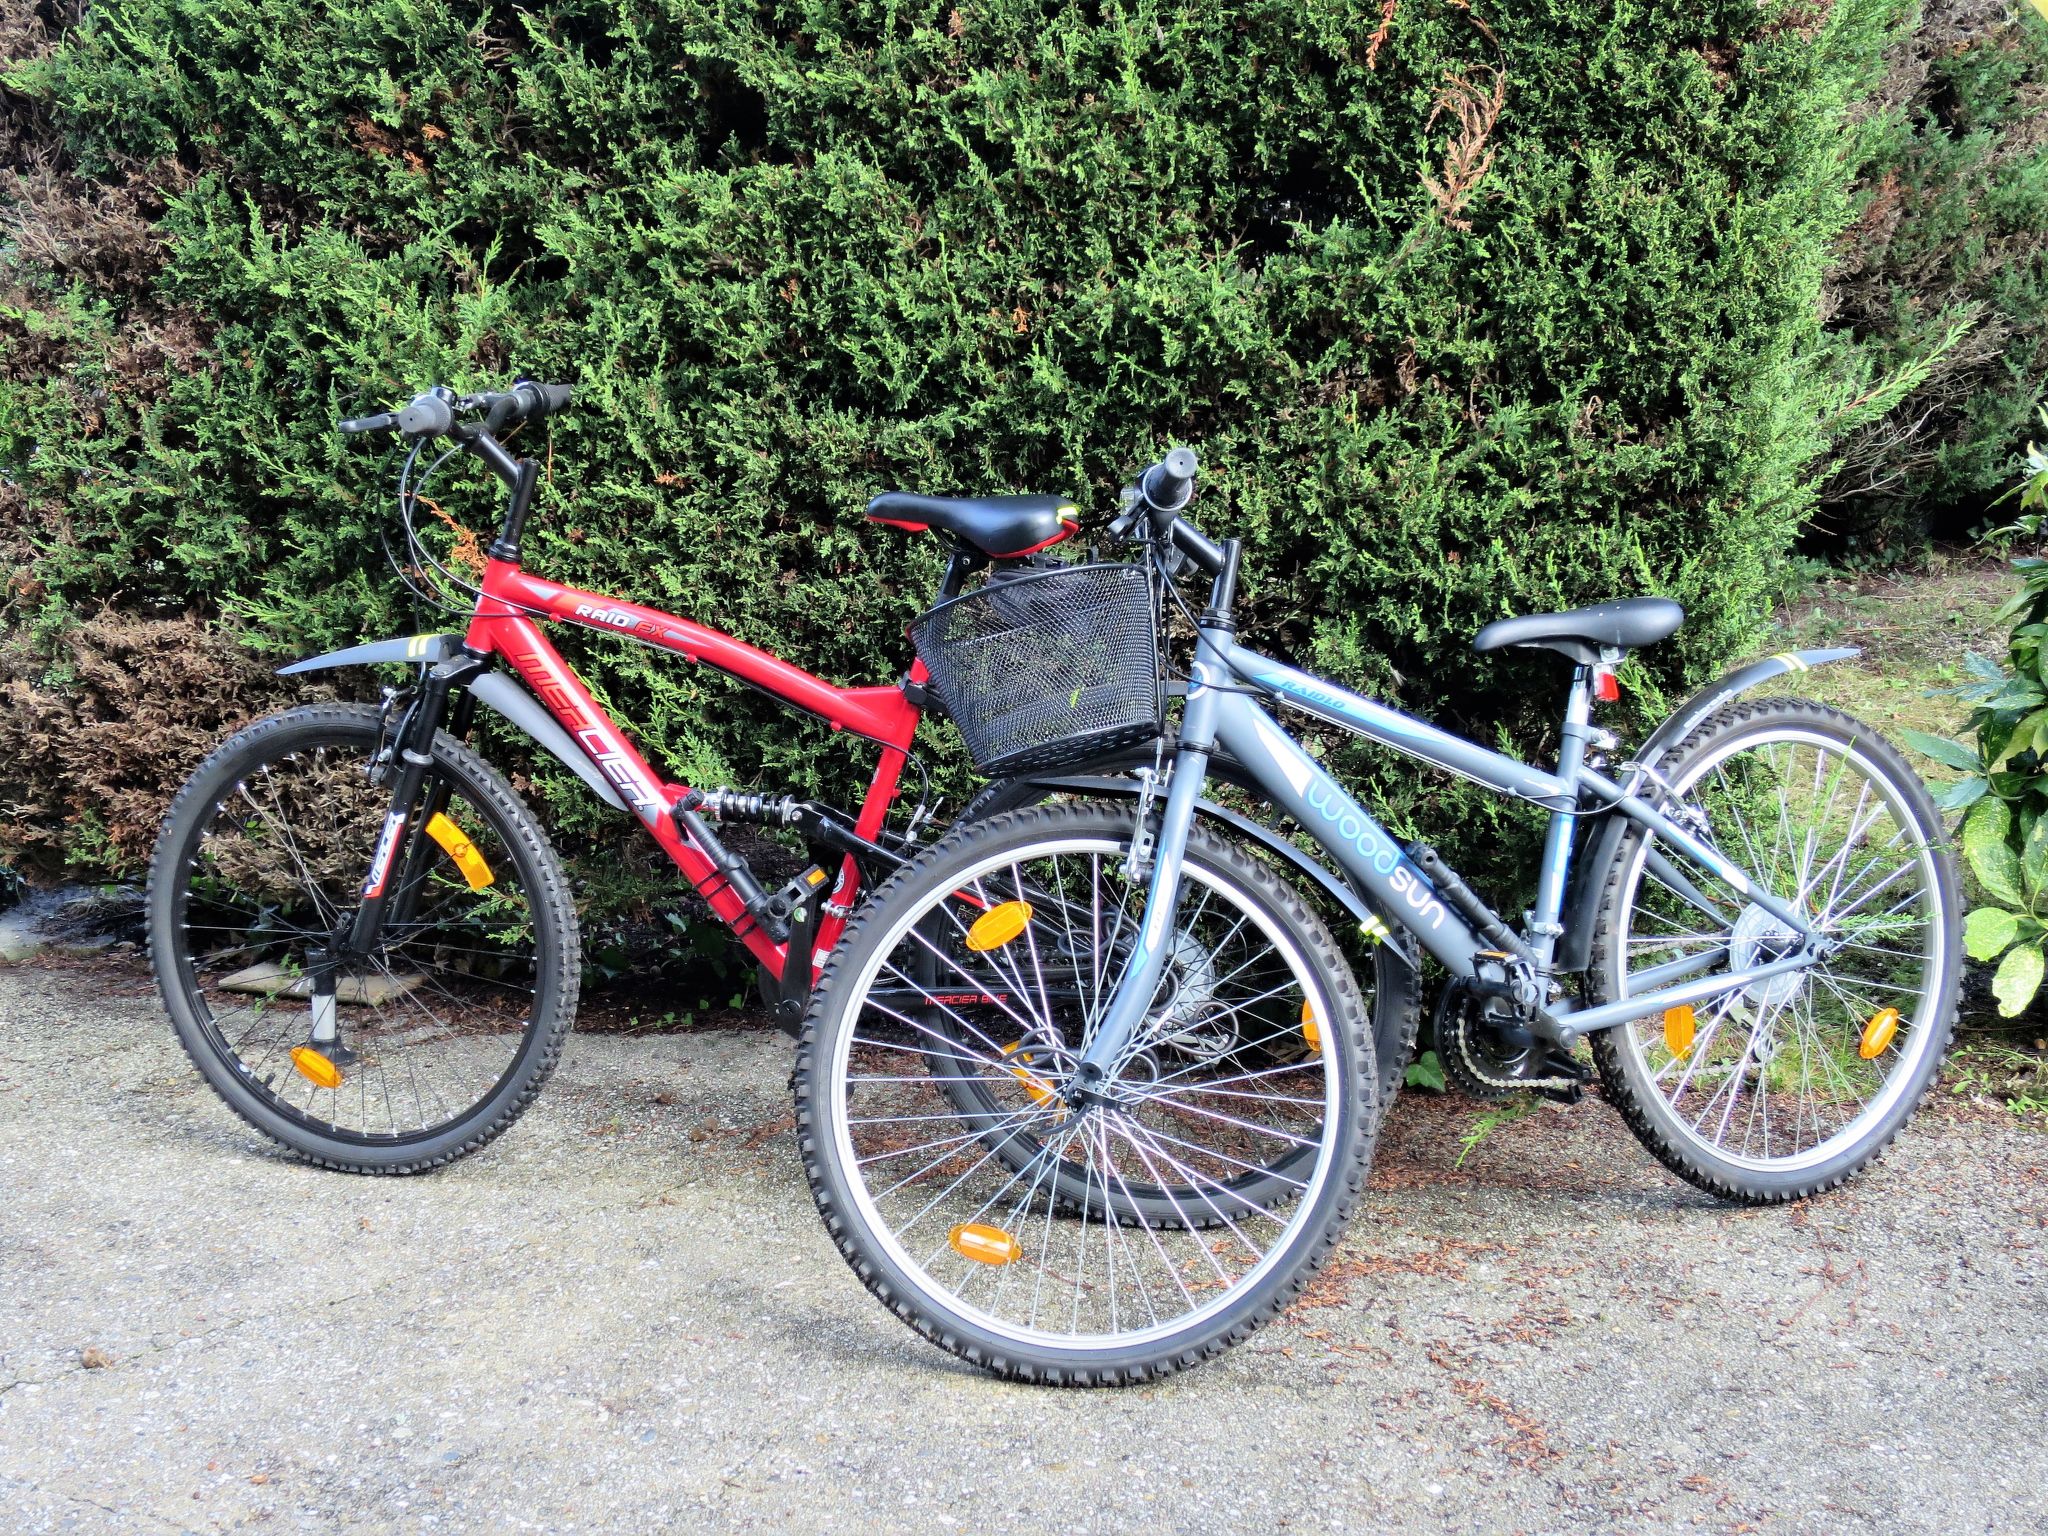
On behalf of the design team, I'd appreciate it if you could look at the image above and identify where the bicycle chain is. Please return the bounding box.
[1436,984,1583,1098]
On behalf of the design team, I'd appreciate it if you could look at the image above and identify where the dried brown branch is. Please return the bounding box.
[1422,65,1505,232]
[416,497,489,578]
[1365,1,1397,71]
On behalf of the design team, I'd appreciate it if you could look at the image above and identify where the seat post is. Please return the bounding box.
[1529,664,1597,966]
[934,544,985,603]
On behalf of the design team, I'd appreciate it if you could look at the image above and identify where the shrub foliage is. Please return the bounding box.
[1915,411,2048,1016]
[1819,0,2048,559]
[3,0,1902,886]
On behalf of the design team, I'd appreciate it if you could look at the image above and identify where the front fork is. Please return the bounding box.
[308,659,474,1044]
[1072,656,1224,1081]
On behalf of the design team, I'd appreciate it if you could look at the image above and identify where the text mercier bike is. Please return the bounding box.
[146,380,1099,1173]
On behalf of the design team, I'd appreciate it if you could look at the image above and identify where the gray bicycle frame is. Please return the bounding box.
[1074,623,1824,1076]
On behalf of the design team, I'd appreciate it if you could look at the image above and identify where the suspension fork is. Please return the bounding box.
[344,658,474,963]
[382,679,481,935]
[1071,656,1224,1079]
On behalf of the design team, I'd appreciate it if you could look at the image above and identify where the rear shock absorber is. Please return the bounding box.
[694,786,906,881]
[693,789,804,826]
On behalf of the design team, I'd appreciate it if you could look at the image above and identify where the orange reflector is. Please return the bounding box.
[1663,1005,1696,1059]
[1301,999,1322,1053]
[1860,1007,1900,1059]
[1001,1042,1058,1108]
[949,1223,1022,1266]
[965,900,1032,952]
[425,812,495,890]
[290,1046,344,1089]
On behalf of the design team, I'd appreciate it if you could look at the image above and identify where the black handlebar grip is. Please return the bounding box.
[337,412,397,435]
[494,380,572,430]
[396,392,455,439]
[1142,445,1199,511]
[483,391,522,434]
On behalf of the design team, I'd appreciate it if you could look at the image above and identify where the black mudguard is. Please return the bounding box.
[1554,645,1860,973]
[278,632,464,674]
[278,634,628,814]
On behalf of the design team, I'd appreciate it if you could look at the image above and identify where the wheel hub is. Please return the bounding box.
[1728,903,1804,1008]
[1149,929,1231,1062]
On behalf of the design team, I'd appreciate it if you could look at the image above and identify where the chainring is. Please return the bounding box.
[1433,982,1526,1100]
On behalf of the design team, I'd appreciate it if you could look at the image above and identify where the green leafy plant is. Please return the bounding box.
[1404,1048,1447,1093]
[1904,406,2048,1014]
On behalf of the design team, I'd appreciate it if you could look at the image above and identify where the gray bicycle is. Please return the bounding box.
[796,448,1960,1384]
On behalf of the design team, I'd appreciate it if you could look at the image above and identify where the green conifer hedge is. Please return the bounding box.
[1820,0,2048,558]
[2,0,1900,887]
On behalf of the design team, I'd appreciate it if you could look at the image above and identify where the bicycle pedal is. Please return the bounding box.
[765,865,832,926]
[1541,1047,1592,1083]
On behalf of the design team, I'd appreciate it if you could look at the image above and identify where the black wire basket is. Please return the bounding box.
[909,561,1163,775]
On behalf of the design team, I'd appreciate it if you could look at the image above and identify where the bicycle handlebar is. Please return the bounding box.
[335,379,574,441]
[482,379,574,434]
[1107,445,1227,576]
[398,391,456,439]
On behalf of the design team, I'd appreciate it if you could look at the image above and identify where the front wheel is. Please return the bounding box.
[147,703,581,1173]
[1587,697,1960,1202]
[796,803,1379,1385]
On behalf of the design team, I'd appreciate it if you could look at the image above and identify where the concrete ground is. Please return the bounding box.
[2,956,2043,1535]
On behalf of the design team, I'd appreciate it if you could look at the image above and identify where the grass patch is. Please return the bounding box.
[1946,1038,2048,1128]
[1762,551,2014,742]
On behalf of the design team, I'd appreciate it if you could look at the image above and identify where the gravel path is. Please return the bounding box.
[2,957,2042,1535]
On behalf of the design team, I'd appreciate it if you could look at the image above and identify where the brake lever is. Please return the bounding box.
[1105,485,1145,545]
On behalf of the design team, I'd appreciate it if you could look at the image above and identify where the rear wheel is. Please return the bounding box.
[796,803,1378,1385]
[1588,698,1959,1202]
[147,703,580,1173]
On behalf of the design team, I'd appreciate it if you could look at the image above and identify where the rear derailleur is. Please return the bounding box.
[1434,955,1590,1105]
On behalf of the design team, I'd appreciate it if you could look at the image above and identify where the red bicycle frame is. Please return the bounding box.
[462,557,927,985]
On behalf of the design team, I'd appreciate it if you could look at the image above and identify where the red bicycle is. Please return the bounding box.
[144,379,1089,1172]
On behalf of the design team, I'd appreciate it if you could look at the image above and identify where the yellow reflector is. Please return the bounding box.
[290,1046,344,1089]
[965,900,1032,952]
[1860,1007,1901,1059]
[949,1223,1022,1266]
[1663,1005,1696,1059]
[1301,999,1322,1053]
[1001,1042,1058,1107]
[425,812,494,890]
